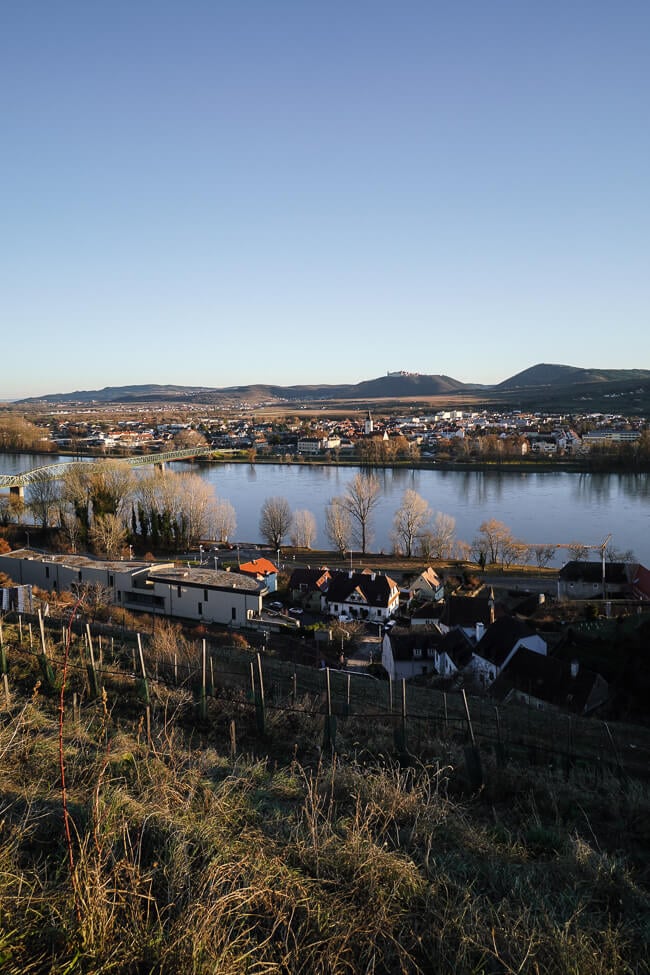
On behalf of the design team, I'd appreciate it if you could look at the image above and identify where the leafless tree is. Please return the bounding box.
[532,544,557,568]
[29,471,60,529]
[89,513,128,559]
[209,496,237,543]
[58,508,84,553]
[259,496,293,549]
[325,497,352,556]
[341,472,381,555]
[418,511,457,560]
[61,463,94,531]
[391,489,431,557]
[476,518,516,565]
[89,460,135,519]
[290,509,317,548]
[174,472,215,547]
[567,541,590,562]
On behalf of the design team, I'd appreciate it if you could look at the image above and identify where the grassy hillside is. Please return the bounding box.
[0,620,649,974]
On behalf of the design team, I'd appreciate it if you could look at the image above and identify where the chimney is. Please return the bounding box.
[475,622,485,642]
[570,659,579,679]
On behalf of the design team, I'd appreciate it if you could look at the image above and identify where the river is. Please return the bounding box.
[3,453,649,566]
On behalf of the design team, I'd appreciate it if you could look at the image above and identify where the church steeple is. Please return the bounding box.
[364,410,373,435]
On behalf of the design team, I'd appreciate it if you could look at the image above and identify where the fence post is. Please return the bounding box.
[461,689,483,790]
[604,722,625,783]
[199,639,208,721]
[37,610,57,691]
[230,718,237,759]
[495,706,506,767]
[322,667,337,753]
[255,652,266,735]
[85,624,100,699]
[565,716,574,781]
[0,621,10,707]
[394,678,407,755]
[136,634,151,744]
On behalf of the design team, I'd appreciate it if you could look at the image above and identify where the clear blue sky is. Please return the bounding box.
[2,1,649,400]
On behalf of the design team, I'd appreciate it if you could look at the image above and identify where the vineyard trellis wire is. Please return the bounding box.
[2,610,650,788]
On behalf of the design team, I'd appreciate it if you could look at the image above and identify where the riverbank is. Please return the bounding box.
[3,446,650,475]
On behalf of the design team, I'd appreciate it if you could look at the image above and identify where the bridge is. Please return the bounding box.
[0,446,220,497]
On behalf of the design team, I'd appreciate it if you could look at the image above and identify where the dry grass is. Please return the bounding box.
[0,627,648,973]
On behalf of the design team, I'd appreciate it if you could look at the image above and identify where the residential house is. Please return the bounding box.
[469,617,547,686]
[381,625,473,681]
[557,561,631,600]
[324,570,400,623]
[402,567,444,606]
[381,627,443,680]
[440,591,495,640]
[410,600,444,627]
[238,557,279,593]
[490,648,608,715]
[287,567,331,611]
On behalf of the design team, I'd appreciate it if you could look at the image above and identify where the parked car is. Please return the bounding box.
[268,601,283,610]
[288,607,303,616]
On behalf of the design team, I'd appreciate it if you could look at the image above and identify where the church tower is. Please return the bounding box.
[364,410,374,435]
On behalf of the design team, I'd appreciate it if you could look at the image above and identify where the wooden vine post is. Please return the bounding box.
[85,624,101,699]
[0,621,10,706]
[322,667,337,753]
[136,634,151,744]
[461,689,483,790]
[198,639,208,721]
[254,652,266,735]
[37,610,57,691]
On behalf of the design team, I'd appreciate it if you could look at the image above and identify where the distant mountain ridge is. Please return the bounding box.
[15,363,650,406]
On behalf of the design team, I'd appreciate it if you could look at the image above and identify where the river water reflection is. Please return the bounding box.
[3,454,649,565]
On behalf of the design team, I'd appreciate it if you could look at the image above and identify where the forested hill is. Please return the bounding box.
[15,363,650,406]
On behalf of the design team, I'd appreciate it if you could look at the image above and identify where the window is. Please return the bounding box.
[204,589,208,601]
[413,648,422,658]
[45,567,50,579]
[177,586,182,598]
[109,575,114,586]
[231,607,237,620]
[198,602,203,615]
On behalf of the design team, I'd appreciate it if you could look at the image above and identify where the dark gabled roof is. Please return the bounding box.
[475,617,540,666]
[443,595,493,628]
[438,628,474,669]
[387,627,444,661]
[288,567,331,592]
[558,561,629,584]
[490,647,607,714]
[326,570,397,608]
[411,600,444,621]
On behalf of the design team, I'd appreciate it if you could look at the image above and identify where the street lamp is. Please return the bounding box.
[199,544,204,565]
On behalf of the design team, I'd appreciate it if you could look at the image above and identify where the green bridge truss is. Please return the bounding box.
[0,446,219,490]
